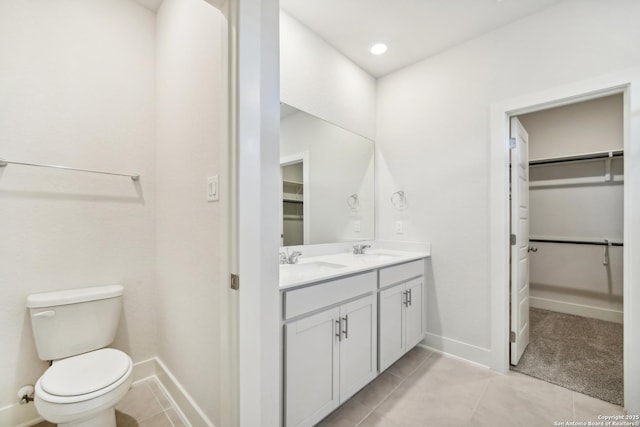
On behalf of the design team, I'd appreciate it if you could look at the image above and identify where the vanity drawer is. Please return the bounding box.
[284,271,377,320]
[379,259,424,289]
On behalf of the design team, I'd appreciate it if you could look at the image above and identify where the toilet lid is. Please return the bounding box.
[40,348,131,397]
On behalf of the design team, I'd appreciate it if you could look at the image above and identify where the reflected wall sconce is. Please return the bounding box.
[347,194,360,210]
[391,190,407,210]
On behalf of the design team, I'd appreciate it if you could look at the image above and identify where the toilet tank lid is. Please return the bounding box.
[27,285,123,308]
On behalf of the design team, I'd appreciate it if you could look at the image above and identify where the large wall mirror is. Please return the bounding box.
[280,104,375,246]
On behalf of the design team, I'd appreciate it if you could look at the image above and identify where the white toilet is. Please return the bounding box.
[27,285,133,427]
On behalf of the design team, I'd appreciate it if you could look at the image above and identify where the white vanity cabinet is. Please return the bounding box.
[283,272,377,427]
[378,260,425,372]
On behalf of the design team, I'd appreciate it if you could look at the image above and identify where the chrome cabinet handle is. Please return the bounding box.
[402,290,407,307]
[408,289,412,306]
[342,315,348,339]
[335,319,342,341]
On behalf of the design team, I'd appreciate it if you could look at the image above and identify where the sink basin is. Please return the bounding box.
[280,261,347,274]
[351,253,401,263]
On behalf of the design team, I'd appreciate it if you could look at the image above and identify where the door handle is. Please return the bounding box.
[528,246,538,253]
[335,319,342,341]
[342,315,348,339]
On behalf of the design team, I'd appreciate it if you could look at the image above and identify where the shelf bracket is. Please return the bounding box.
[604,151,613,182]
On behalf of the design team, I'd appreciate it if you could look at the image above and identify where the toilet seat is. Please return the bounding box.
[36,348,132,404]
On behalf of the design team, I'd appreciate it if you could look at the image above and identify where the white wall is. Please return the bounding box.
[280,111,375,244]
[0,0,157,410]
[279,10,376,140]
[376,0,640,361]
[518,96,624,320]
[155,0,227,424]
[521,95,624,160]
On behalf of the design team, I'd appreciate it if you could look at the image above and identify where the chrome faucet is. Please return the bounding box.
[353,244,371,255]
[280,248,302,264]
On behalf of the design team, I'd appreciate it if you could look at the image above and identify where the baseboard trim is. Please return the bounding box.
[132,357,157,383]
[1,356,214,427]
[155,358,215,427]
[530,296,623,324]
[422,333,491,368]
[0,399,41,427]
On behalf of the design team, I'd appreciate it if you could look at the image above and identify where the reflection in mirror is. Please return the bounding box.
[280,104,375,246]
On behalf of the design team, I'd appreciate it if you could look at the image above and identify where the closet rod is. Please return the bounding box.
[529,238,623,247]
[529,150,623,166]
[0,158,140,181]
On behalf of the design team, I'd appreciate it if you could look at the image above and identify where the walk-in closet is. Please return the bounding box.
[511,94,624,405]
[282,162,304,246]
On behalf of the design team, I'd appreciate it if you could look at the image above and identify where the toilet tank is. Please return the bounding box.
[27,285,124,361]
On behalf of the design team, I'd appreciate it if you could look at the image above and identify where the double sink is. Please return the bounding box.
[279,250,422,289]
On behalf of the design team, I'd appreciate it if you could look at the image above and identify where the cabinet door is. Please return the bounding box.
[404,279,425,351]
[338,294,377,403]
[285,307,340,427]
[378,283,405,372]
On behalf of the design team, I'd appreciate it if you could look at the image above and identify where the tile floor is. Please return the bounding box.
[31,348,628,427]
[318,347,628,427]
[32,378,186,427]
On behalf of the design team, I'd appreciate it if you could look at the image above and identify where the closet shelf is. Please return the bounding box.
[284,214,303,220]
[529,150,623,166]
[530,236,623,247]
[529,175,623,188]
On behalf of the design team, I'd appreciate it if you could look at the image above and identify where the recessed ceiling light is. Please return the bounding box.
[369,43,388,55]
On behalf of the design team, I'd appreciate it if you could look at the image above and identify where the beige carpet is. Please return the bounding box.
[511,307,623,405]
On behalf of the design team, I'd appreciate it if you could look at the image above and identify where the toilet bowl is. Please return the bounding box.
[34,348,133,427]
[27,285,132,427]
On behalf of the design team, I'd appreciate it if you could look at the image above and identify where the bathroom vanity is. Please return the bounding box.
[280,249,430,427]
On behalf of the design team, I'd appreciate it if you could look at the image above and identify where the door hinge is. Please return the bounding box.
[230,273,240,290]
[510,331,516,343]
[510,234,516,245]
[509,137,516,149]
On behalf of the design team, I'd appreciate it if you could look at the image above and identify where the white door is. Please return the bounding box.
[378,283,406,372]
[338,294,377,403]
[285,307,340,427]
[510,117,531,365]
[404,279,424,351]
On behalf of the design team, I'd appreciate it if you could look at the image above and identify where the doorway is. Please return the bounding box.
[489,72,640,413]
[280,153,310,246]
[508,95,624,405]
[281,161,304,245]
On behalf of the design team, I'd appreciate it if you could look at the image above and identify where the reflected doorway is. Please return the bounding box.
[281,161,305,246]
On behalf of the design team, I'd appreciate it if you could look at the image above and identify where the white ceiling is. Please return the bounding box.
[280,0,562,78]
[132,0,225,13]
[133,0,163,12]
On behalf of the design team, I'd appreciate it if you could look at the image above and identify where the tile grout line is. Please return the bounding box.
[145,378,177,425]
[468,374,492,421]
[147,378,183,427]
[165,409,177,427]
[354,350,437,427]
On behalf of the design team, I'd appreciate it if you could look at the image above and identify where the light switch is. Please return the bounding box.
[207,176,219,202]
[395,221,403,234]
[354,220,361,232]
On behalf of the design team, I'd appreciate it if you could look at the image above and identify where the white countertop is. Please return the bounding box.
[279,248,430,290]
